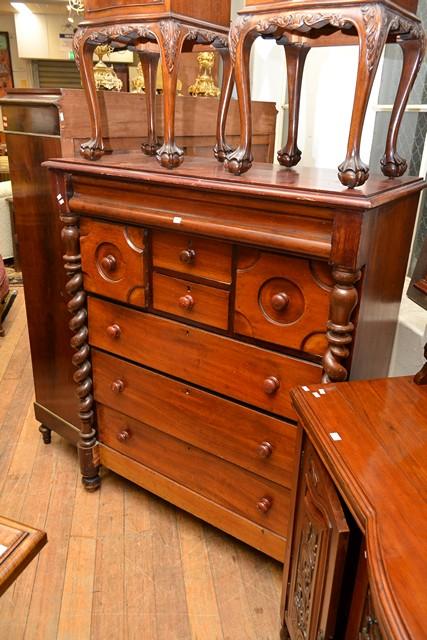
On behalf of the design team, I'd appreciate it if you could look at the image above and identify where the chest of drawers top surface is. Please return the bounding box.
[46,154,425,211]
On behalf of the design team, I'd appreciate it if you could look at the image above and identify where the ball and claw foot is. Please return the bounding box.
[156,143,185,169]
[39,424,52,445]
[223,148,253,175]
[82,474,101,492]
[80,139,105,161]
[338,156,369,188]
[141,141,162,156]
[380,152,407,178]
[213,142,234,163]
[277,147,302,168]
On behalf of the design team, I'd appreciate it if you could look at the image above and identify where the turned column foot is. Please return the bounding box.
[80,139,106,161]
[39,424,52,445]
[82,474,101,492]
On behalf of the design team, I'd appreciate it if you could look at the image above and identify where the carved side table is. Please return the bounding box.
[74,1,232,168]
[225,0,425,187]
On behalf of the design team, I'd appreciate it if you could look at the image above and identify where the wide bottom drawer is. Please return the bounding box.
[99,444,286,561]
[92,349,297,487]
[97,404,290,537]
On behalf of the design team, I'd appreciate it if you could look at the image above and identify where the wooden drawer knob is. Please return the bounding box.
[100,254,117,273]
[271,292,289,311]
[256,496,273,514]
[117,430,130,442]
[111,379,124,393]
[106,323,121,339]
[178,294,194,311]
[179,248,196,264]
[263,376,280,395]
[257,441,273,458]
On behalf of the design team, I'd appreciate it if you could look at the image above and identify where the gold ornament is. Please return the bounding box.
[131,62,183,96]
[188,52,220,98]
[93,45,123,92]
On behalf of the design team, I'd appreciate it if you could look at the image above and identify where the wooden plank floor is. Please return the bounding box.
[0,288,283,640]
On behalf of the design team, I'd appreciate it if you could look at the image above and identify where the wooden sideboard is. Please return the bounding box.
[0,89,276,446]
[45,154,424,560]
[283,376,427,639]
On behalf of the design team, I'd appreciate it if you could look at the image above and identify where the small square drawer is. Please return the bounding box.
[80,218,147,308]
[234,248,333,357]
[152,272,229,330]
[151,230,232,284]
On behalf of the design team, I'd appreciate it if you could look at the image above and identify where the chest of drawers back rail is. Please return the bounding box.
[46,155,424,560]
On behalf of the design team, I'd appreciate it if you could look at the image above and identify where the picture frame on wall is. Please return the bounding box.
[0,32,14,98]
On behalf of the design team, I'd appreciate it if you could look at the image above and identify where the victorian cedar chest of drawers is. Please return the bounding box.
[46,155,424,561]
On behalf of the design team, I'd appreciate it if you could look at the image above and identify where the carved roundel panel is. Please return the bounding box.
[95,242,125,282]
[258,277,305,326]
[234,248,332,356]
[80,218,146,308]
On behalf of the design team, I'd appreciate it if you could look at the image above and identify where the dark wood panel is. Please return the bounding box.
[235,248,332,356]
[80,217,147,308]
[88,296,323,419]
[92,349,297,486]
[97,403,290,535]
[6,133,79,436]
[152,229,233,284]
[152,272,230,329]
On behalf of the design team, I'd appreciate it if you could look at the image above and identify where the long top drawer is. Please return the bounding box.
[88,297,322,420]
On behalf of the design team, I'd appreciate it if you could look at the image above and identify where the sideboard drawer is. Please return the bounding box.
[88,297,322,419]
[152,229,232,284]
[152,272,230,330]
[80,218,147,307]
[97,404,290,535]
[92,349,297,487]
[235,248,333,356]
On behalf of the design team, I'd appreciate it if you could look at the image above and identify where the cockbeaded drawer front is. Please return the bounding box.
[152,229,232,284]
[92,349,297,487]
[88,297,322,420]
[80,218,147,308]
[152,272,230,330]
[97,404,290,536]
[235,248,333,356]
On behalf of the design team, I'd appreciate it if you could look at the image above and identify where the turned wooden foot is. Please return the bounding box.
[74,29,105,161]
[278,44,310,169]
[82,473,101,492]
[39,424,52,445]
[214,48,235,163]
[381,37,425,178]
[338,7,388,188]
[225,18,256,175]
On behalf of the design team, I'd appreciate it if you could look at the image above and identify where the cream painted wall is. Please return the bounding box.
[0,13,33,87]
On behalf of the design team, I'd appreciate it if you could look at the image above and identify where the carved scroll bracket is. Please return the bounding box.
[322,267,361,383]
